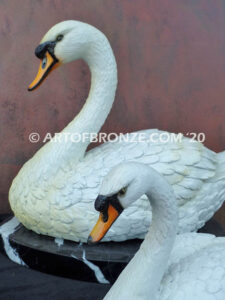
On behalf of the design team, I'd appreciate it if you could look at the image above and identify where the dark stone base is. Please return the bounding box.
[1,217,141,284]
[1,216,224,284]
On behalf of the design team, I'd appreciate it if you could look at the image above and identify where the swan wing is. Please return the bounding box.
[82,129,223,234]
[12,129,225,242]
[161,238,225,299]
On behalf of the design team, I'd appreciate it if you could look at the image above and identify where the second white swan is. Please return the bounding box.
[89,162,225,300]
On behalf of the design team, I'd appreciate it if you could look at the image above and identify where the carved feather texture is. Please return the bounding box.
[161,234,225,299]
[8,21,225,243]
[9,129,225,242]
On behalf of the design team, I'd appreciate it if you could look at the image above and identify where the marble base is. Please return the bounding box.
[0,217,141,284]
[9,221,141,263]
[0,216,224,284]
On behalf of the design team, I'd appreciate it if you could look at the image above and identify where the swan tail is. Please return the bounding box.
[218,150,225,164]
[217,151,225,175]
[216,151,225,180]
[194,150,225,232]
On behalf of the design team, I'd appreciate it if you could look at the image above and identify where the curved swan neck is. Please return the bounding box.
[60,32,117,164]
[22,31,117,181]
[139,172,178,298]
[105,169,178,300]
[65,43,117,136]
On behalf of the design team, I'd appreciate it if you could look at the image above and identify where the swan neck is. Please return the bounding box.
[23,35,117,180]
[105,169,177,300]
[139,173,178,297]
[62,36,117,163]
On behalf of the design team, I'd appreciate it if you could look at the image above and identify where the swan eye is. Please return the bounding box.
[118,187,127,196]
[56,34,63,42]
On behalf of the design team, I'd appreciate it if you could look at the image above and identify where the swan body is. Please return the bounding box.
[9,20,225,242]
[88,162,225,300]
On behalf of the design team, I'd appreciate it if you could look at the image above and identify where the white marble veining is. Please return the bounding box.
[71,250,109,284]
[54,237,64,247]
[0,217,26,266]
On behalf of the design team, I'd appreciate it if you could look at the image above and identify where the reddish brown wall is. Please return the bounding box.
[0,0,225,225]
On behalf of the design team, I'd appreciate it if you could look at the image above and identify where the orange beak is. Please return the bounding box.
[28,51,61,91]
[88,204,120,244]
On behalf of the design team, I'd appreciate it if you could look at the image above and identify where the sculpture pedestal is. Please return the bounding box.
[0,217,141,284]
[0,216,224,284]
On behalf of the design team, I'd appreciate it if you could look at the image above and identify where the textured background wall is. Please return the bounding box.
[0,0,225,226]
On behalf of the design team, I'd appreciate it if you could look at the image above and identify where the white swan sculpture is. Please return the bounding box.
[9,20,225,242]
[89,162,225,300]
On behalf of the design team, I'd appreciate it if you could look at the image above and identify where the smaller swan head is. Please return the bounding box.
[88,162,152,244]
[28,20,105,91]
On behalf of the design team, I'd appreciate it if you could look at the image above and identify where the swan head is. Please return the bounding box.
[88,162,151,244]
[28,20,105,91]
